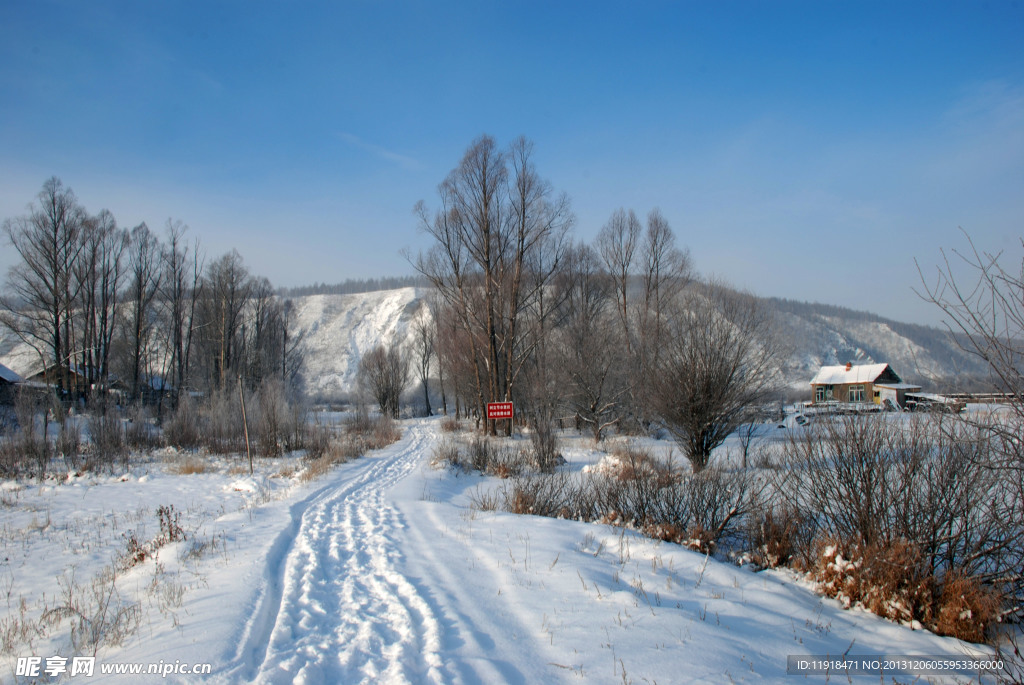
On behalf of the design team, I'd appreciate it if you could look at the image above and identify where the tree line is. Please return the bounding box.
[1,177,300,408]
[278,275,429,298]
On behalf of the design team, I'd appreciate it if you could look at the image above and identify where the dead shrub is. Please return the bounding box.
[747,503,817,570]
[468,435,493,472]
[42,571,141,654]
[529,416,561,473]
[775,414,1022,630]
[430,439,461,470]
[125,404,159,450]
[469,487,500,511]
[367,414,401,450]
[302,422,332,461]
[935,571,1001,644]
[117,505,186,572]
[155,505,185,545]
[345,411,401,451]
[199,389,247,454]
[440,416,461,432]
[608,444,678,486]
[643,522,685,545]
[300,455,333,482]
[816,540,933,625]
[300,431,364,483]
[56,420,82,470]
[501,473,574,518]
[87,411,127,469]
[486,445,528,479]
[0,437,21,477]
[814,540,1000,642]
[162,394,201,450]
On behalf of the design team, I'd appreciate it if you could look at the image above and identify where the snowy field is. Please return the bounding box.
[0,417,998,684]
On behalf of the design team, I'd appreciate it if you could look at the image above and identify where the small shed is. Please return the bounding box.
[0,363,25,405]
[810,362,921,409]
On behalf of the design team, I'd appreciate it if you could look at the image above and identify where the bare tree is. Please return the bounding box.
[411,301,435,416]
[245,276,290,387]
[357,343,410,419]
[1,178,87,396]
[916,231,1024,621]
[122,223,163,400]
[636,208,691,368]
[160,219,203,401]
[195,250,253,390]
[649,281,782,472]
[554,243,626,441]
[595,208,642,353]
[412,134,573,434]
[73,209,128,397]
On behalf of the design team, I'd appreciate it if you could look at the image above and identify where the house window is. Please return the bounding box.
[815,385,833,403]
[849,385,865,403]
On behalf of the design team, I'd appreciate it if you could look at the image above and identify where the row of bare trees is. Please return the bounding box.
[413,135,784,471]
[1,177,301,408]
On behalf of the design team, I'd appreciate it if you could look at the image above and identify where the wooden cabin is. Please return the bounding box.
[810,362,921,409]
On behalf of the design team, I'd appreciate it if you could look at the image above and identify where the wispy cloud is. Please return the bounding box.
[335,133,422,171]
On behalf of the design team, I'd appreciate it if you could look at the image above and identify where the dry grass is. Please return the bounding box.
[169,457,211,475]
[297,417,403,483]
[440,416,461,432]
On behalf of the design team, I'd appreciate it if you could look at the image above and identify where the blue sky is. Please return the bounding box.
[1,1,1022,325]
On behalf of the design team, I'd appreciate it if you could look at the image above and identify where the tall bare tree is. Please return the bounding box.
[411,301,435,416]
[1,177,87,396]
[122,223,163,400]
[160,219,203,400]
[73,209,128,397]
[413,135,572,433]
[595,208,641,352]
[196,250,253,390]
[916,232,1024,512]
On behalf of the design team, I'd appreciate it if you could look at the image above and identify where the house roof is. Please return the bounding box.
[0,363,24,384]
[810,363,899,385]
[875,382,922,391]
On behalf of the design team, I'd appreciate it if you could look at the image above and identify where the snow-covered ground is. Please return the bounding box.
[1,418,998,684]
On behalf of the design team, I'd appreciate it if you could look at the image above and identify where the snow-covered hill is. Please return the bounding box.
[289,288,429,401]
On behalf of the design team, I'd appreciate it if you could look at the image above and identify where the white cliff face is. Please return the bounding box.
[289,287,430,401]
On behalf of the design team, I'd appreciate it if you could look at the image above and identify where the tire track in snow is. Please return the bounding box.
[241,421,444,684]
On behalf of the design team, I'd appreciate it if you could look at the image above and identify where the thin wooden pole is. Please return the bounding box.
[238,375,252,475]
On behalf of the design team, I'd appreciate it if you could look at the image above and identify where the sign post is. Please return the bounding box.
[486,402,514,433]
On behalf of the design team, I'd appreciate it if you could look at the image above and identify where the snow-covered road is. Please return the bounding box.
[246,421,443,684]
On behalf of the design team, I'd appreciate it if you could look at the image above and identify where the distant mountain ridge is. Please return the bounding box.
[765,297,987,392]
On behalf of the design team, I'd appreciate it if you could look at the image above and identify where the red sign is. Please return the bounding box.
[486,402,514,420]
